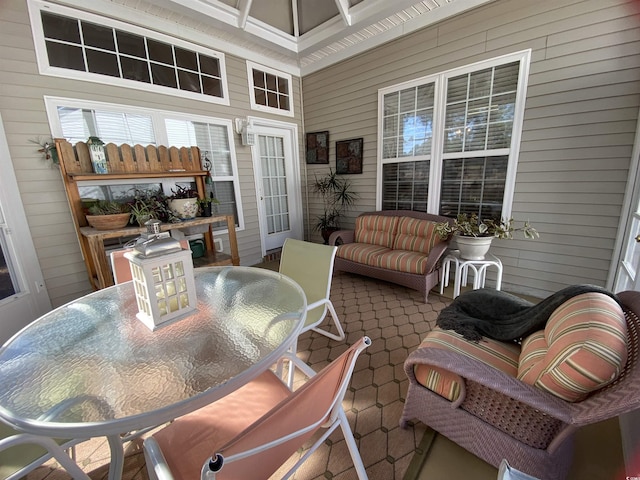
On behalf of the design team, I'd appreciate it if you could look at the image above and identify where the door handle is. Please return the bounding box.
[636,234,640,243]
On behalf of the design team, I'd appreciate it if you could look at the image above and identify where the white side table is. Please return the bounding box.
[440,250,503,298]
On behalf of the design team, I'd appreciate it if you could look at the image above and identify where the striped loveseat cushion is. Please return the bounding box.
[414,328,520,402]
[517,292,627,402]
[392,217,443,255]
[353,215,399,248]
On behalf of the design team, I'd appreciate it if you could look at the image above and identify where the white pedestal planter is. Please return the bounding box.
[455,235,494,260]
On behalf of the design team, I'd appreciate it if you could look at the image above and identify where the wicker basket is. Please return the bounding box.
[86,213,131,230]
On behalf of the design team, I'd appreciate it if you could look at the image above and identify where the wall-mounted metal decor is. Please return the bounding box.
[305,131,329,164]
[336,138,363,174]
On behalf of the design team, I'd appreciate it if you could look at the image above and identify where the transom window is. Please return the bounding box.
[45,97,243,231]
[378,51,530,221]
[246,61,294,117]
[29,1,229,105]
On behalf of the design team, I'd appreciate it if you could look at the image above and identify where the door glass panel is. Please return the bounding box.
[259,135,290,235]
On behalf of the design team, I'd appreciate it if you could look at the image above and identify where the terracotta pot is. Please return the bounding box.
[86,213,131,230]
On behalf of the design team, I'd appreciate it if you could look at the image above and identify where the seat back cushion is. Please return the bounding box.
[354,215,399,248]
[414,327,520,402]
[392,216,444,255]
[517,292,627,402]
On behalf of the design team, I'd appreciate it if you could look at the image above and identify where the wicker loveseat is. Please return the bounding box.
[328,210,452,302]
[400,289,640,480]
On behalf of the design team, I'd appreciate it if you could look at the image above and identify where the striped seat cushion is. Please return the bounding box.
[376,249,429,274]
[393,217,443,255]
[353,215,399,248]
[336,243,390,267]
[517,292,627,402]
[414,327,520,402]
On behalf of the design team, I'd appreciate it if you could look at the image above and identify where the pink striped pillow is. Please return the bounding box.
[517,292,627,402]
[393,217,443,255]
[354,215,399,248]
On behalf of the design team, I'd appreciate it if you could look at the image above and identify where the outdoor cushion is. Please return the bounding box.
[517,292,627,402]
[392,217,443,255]
[335,243,390,267]
[353,215,399,248]
[376,249,430,275]
[414,327,520,401]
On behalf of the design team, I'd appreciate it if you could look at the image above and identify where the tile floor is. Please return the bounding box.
[25,268,452,480]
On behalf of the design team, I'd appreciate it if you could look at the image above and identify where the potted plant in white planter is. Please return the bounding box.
[312,169,358,244]
[168,185,199,220]
[435,213,538,260]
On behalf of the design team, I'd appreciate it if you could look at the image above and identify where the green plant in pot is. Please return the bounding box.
[128,188,177,226]
[435,213,538,260]
[85,200,131,230]
[168,185,199,220]
[197,194,219,217]
[312,169,358,244]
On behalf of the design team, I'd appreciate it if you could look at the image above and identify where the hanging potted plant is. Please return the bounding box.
[312,169,358,244]
[168,185,199,220]
[435,213,538,260]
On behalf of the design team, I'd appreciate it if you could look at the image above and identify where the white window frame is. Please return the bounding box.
[246,61,294,117]
[376,50,531,219]
[44,96,245,232]
[29,0,230,106]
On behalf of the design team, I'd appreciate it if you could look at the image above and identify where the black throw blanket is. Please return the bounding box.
[436,284,621,343]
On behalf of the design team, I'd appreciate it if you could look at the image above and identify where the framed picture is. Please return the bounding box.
[305,131,329,164]
[335,138,363,174]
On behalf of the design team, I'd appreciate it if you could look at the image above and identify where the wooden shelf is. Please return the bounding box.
[56,138,240,290]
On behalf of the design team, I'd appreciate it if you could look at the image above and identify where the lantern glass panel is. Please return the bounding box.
[178,277,187,292]
[152,267,162,283]
[155,284,165,299]
[169,297,179,312]
[166,281,176,296]
[180,293,189,308]
[175,261,184,276]
[163,264,174,279]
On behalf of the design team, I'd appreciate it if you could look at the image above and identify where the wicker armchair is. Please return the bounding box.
[400,290,640,480]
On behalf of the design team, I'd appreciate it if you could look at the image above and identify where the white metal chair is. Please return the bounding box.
[279,238,345,342]
[143,336,371,480]
[0,421,89,480]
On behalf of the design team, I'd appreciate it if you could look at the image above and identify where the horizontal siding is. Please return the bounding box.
[0,0,303,306]
[302,0,640,296]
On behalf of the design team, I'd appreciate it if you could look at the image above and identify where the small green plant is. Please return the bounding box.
[128,188,177,225]
[169,185,198,199]
[88,200,130,215]
[435,213,538,240]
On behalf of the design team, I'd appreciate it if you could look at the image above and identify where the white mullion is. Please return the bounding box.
[428,74,446,214]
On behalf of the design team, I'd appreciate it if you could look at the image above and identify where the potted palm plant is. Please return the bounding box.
[435,213,538,260]
[312,169,358,243]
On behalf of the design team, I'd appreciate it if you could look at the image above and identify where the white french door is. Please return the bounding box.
[0,114,52,344]
[251,121,303,255]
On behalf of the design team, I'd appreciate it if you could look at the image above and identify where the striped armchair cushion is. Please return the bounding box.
[414,328,520,402]
[517,292,627,402]
[354,215,399,248]
[393,217,443,255]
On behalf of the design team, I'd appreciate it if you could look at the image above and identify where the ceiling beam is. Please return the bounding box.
[236,0,254,29]
[334,0,352,26]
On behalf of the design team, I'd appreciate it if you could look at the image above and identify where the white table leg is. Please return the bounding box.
[107,435,125,480]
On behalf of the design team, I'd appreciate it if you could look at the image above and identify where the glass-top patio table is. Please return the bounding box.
[0,266,307,480]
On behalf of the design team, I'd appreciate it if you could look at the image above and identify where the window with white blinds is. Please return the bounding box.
[49,98,242,228]
[378,51,530,221]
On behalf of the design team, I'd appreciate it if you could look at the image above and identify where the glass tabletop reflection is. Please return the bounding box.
[0,266,306,438]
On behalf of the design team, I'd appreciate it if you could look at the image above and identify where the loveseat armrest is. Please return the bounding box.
[404,346,574,423]
[423,241,450,274]
[329,229,354,246]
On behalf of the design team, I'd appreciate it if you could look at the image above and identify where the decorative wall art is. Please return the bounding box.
[336,138,363,174]
[305,131,329,164]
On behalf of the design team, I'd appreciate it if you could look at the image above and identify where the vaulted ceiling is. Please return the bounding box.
[67,0,496,75]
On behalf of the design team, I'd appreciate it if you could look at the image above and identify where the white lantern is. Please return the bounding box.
[125,235,197,331]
